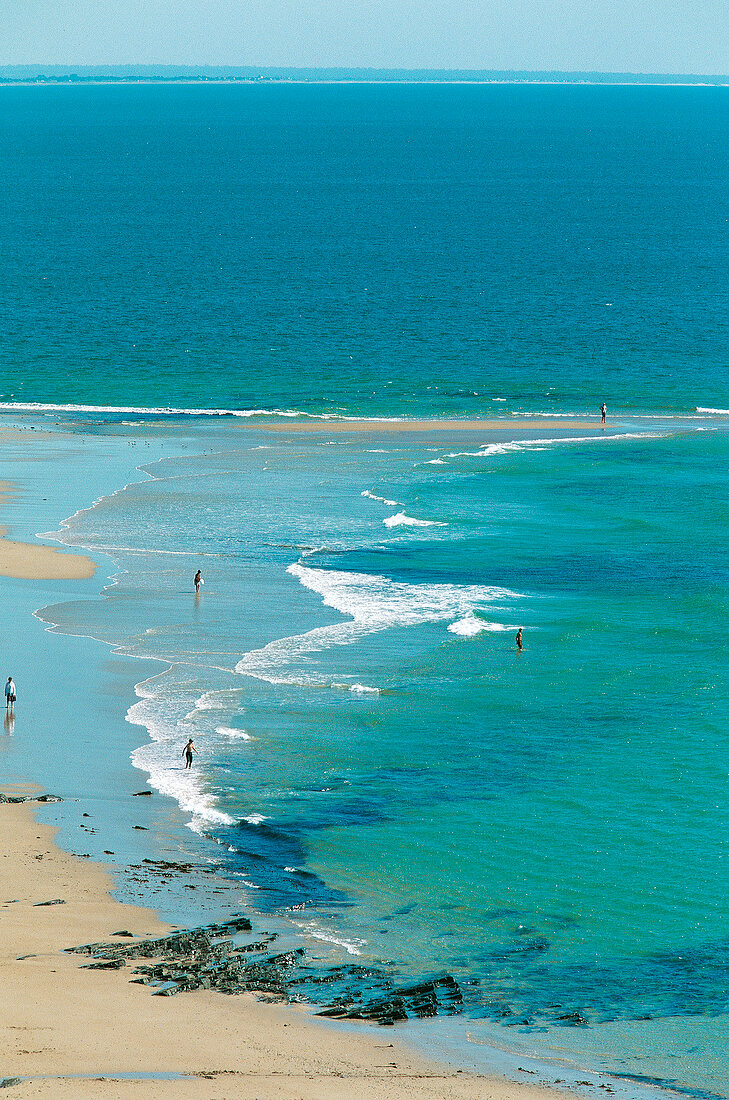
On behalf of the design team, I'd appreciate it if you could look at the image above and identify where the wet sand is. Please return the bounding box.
[258,417,599,433]
[0,527,96,580]
[0,476,95,579]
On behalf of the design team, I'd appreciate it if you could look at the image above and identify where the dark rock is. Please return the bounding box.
[0,1079,23,1089]
[133,791,152,796]
[67,915,462,1028]
[557,1012,588,1026]
[34,898,65,907]
[316,974,463,1025]
[140,858,214,875]
[0,793,62,804]
[133,825,148,830]
[112,930,134,937]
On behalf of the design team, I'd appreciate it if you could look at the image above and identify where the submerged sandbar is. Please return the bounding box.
[259,417,599,433]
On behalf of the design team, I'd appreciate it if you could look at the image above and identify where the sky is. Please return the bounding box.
[3,0,729,74]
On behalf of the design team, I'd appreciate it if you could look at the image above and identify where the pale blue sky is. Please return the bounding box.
[3,0,729,74]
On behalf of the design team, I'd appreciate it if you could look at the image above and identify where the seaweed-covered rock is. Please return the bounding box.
[67,916,464,1027]
[0,793,63,804]
[317,975,463,1025]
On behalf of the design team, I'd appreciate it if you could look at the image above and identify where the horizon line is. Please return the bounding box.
[2,64,729,80]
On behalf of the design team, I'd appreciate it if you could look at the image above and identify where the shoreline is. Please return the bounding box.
[0,413,706,1100]
[0,419,571,1100]
[0,794,574,1100]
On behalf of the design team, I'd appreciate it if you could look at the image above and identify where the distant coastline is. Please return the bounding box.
[2,64,729,86]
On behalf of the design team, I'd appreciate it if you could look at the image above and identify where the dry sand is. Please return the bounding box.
[0,797,574,1100]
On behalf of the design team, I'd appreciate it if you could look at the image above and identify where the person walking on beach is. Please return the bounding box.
[183,738,197,769]
[601,402,607,427]
[516,628,523,652]
[5,676,16,712]
[194,569,203,596]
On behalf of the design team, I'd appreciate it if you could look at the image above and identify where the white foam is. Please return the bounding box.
[0,400,304,419]
[128,676,236,828]
[216,726,251,740]
[299,544,333,558]
[447,613,515,636]
[696,407,729,414]
[291,921,365,956]
[448,432,666,460]
[361,489,402,507]
[0,400,407,423]
[349,683,381,695]
[234,563,523,687]
[425,458,446,464]
[193,689,240,711]
[243,813,268,825]
[383,511,447,527]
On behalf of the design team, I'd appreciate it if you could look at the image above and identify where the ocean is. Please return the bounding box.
[0,82,728,1096]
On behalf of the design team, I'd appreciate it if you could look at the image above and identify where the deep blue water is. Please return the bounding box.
[0,84,728,1096]
[1,83,729,416]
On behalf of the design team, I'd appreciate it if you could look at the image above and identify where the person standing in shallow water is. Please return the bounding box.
[516,628,523,652]
[601,402,607,427]
[194,569,202,595]
[183,738,197,769]
[5,676,16,711]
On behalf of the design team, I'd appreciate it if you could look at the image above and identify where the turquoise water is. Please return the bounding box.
[34,416,729,1096]
[0,83,728,1094]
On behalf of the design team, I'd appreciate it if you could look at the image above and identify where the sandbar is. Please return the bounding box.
[0,528,96,580]
[0,475,95,580]
[259,418,599,433]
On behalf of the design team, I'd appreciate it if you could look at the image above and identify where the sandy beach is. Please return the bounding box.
[0,795,574,1100]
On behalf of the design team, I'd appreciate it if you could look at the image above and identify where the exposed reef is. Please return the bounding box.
[66,917,464,1026]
